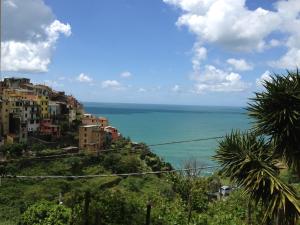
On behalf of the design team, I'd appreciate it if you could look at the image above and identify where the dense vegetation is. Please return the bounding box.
[1,70,300,224]
[1,137,266,225]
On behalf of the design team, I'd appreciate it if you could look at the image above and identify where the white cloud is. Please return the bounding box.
[138,88,147,92]
[256,70,272,87]
[163,0,300,76]
[101,80,123,90]
[1,0,71,72]
[269,39,281,48]
[227,58,253,71]
[4,0,17,8]
[269,0,300,69]
[270,48,300,69]
[164,0,281,52]
[76,73,92,82]
[120,71,132,78]
[193,65,250,93]
[44,80,64,88]
[172,84,181,93]
[192,44,207,72]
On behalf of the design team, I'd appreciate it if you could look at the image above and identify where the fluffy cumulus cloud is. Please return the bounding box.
[120,71,132,78]
[163,0,300,91]
[76,73,92,82]
[1,0,71,72]
[269,0,300,69]
[256,70,272,87]
[193,65,250,93]
[270,48,300,69]
[227,58,253,71]
[101,80,123,90]
[164,0,281,52]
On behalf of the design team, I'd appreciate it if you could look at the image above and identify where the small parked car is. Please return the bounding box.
[219,185,231,196]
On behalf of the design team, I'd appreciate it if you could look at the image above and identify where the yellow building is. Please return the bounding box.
[79,125,105,151]
[1,89,28,142]
[36,95,49,119]
[1,89,22,135]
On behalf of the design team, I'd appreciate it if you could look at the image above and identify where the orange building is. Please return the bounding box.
[39,119,60,137]
[79,125,105,151]
[82,114,108,127]
[104,126,120,141]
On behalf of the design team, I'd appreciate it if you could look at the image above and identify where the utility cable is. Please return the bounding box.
[3,165,219,179]
[0,135,224,163]
[148,136,223,147]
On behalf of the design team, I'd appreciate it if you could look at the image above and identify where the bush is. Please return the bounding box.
[21,201,71,225]
[0,143,27,157]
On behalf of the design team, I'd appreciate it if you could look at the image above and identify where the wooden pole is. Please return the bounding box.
[145,201,152,225]
[84,191,91,225]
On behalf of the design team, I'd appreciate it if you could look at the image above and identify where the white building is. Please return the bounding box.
[23,100,40,132]
[48,101,61,117]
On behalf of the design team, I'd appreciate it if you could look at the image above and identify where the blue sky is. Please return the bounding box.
[1,0,300,106]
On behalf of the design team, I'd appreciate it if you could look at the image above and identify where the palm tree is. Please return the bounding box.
[214,131,300,225]
[247,69,300,175]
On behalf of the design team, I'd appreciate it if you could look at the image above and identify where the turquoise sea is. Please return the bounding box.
[84,103,251,169]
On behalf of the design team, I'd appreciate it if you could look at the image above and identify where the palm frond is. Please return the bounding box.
[214,131,300,224]
[247,69,300,174]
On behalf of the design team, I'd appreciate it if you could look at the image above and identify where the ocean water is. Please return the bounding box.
[84,103,251,169]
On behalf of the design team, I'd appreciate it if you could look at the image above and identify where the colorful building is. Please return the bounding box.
[23,99,40,132]
[36,95,49,119]
[3,77,30,89]
[0,77,84,144]
[48,101,61,118]
[82,114,109,127]
[39,119,61,137]
[79,125,105,151]
[104,126,120,141]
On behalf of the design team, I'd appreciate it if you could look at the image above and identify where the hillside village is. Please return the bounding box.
[0,77,120,153]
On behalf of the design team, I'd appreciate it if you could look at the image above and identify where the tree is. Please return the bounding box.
[214,131,300,225]
[248,70,300,175]
[169,160,209,224]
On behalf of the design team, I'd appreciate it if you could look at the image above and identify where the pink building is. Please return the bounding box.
[104,126,120,141]
[39,119,60,137]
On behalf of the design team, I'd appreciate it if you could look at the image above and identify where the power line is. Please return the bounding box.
[3,165,219,179]
[148,136,223,147]
[0,135,224,163]
[0,148,136,163]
